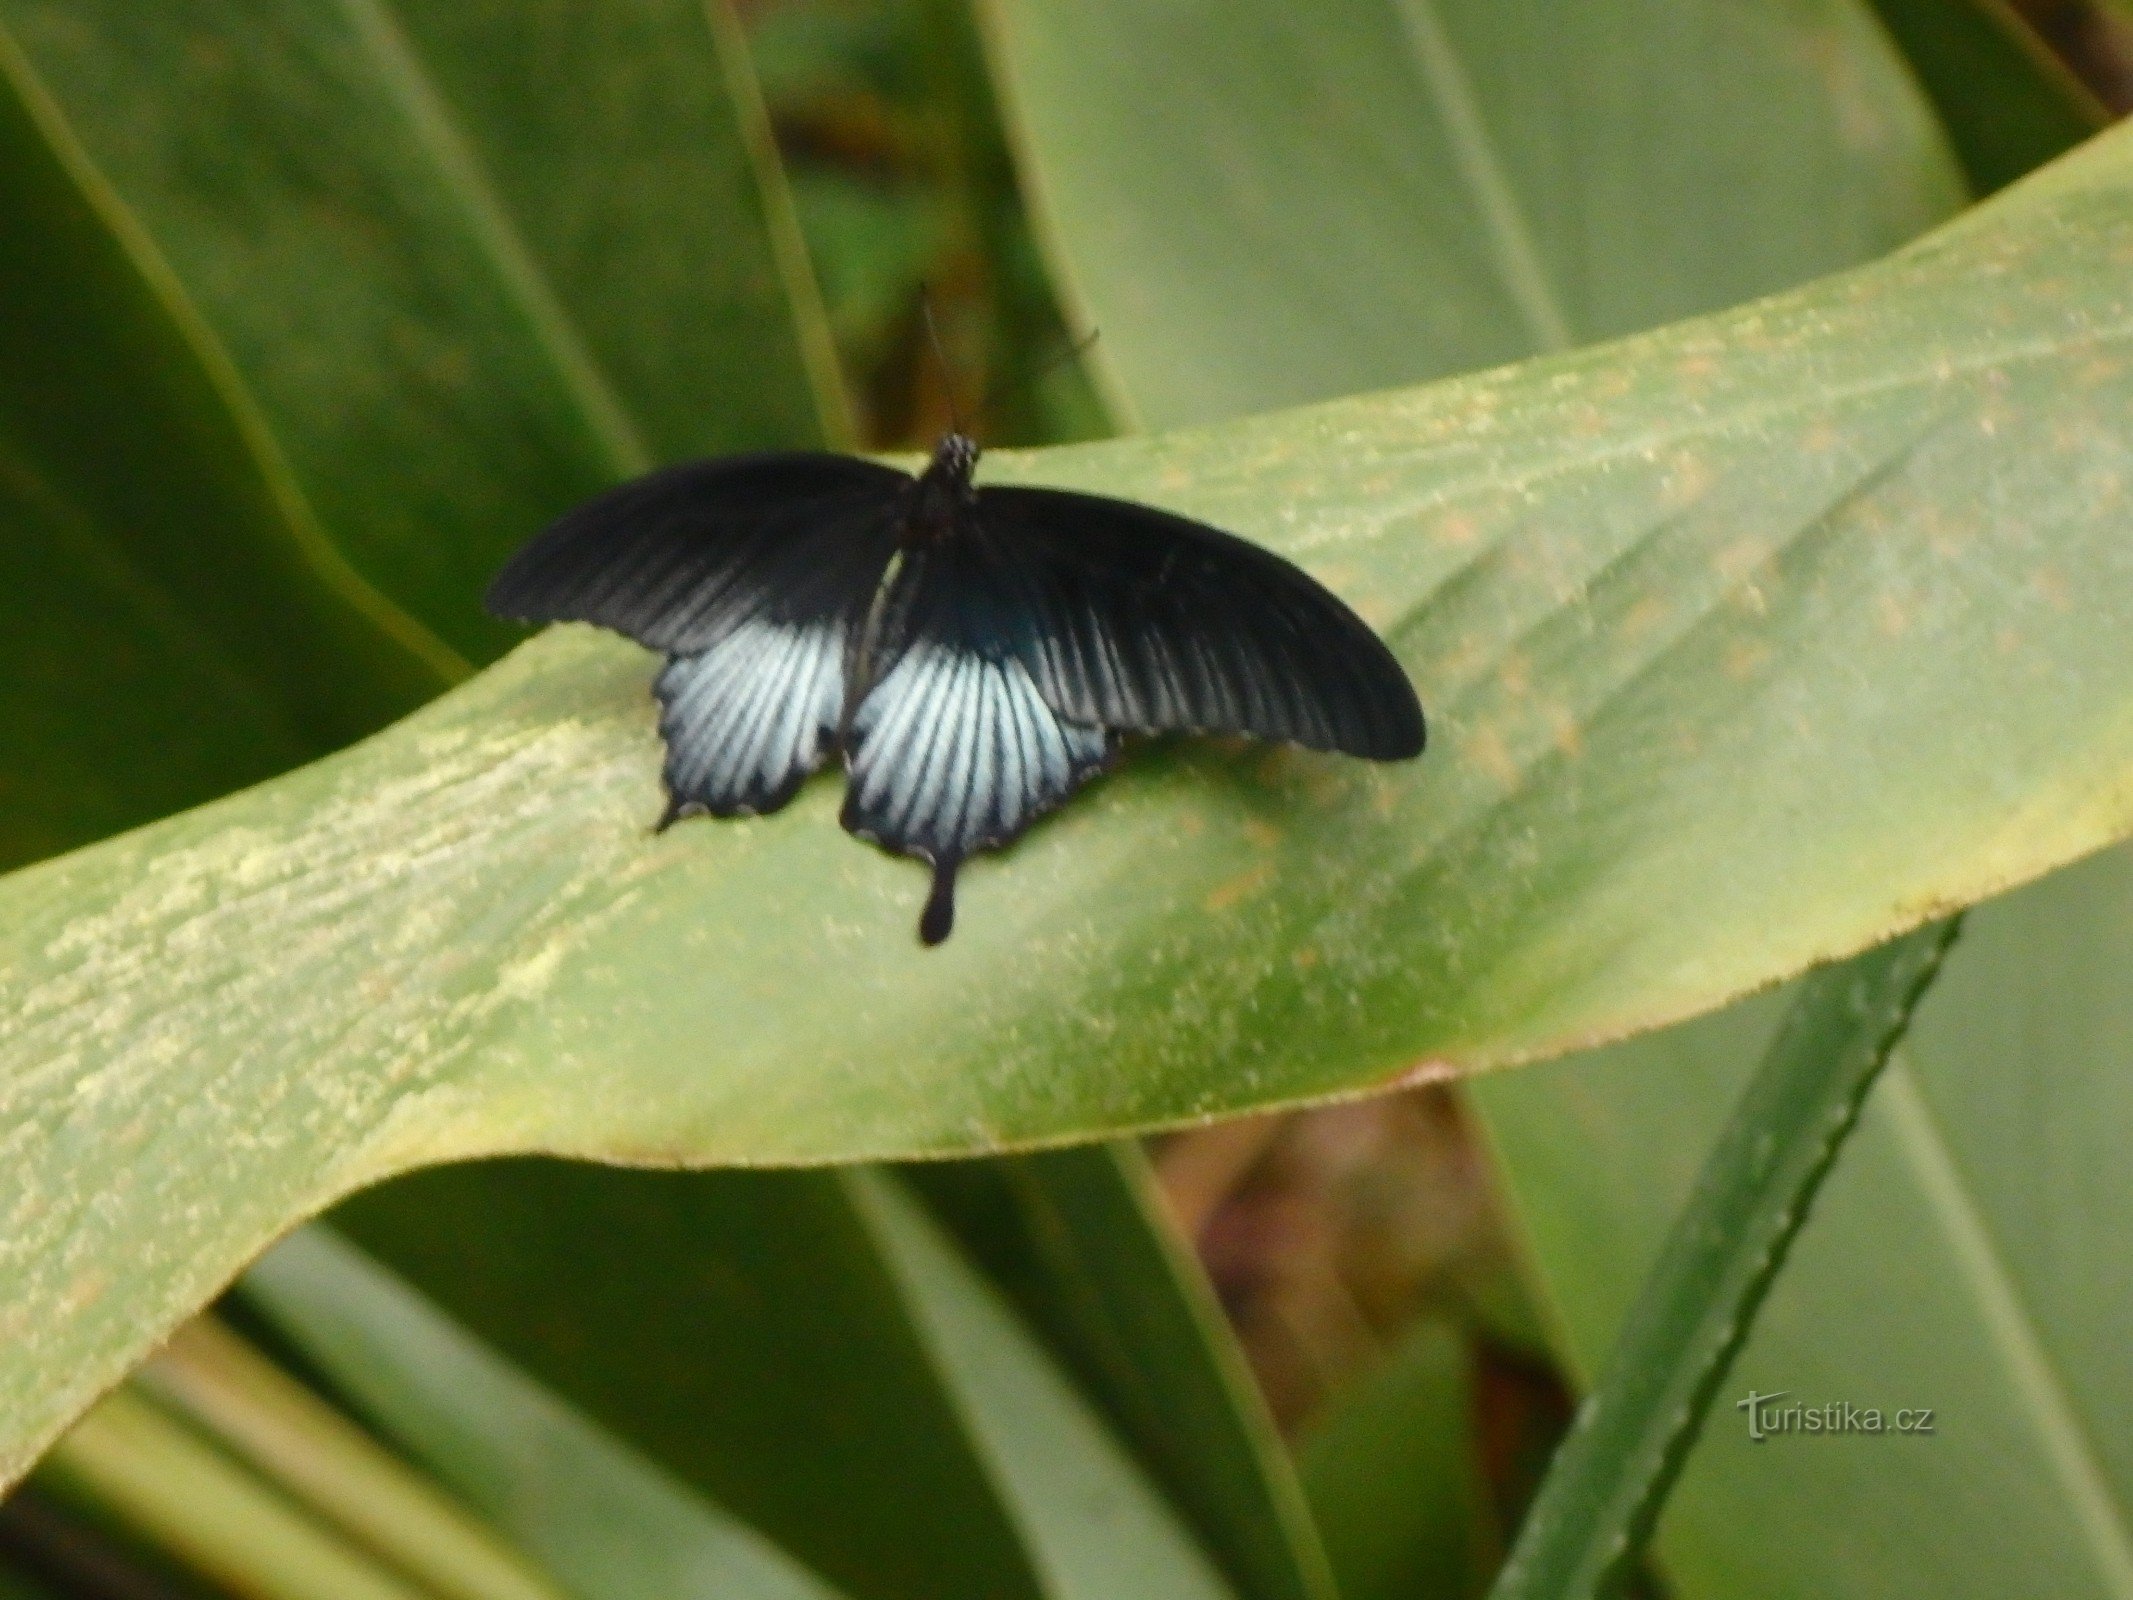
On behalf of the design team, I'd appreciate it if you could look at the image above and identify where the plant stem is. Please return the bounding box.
[37,1387,428,1600]
[136,1319,565,1600]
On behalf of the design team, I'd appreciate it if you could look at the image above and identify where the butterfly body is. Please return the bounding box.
[899,431,981,548]
[487,434,1423,945]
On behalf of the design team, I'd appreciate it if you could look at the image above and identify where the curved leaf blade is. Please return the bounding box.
[13,125,2133,1481]
[909,1144,1337,1600]
[1479,841,2133,1599]
[1864,0,2106,195]
[327,1163,1058,1600]
[245,1229,854,1600]
[850,1173,1238,1600]
[0,0,846,662]
[977,0,1963,426]
[1486,921,1958,1600]
[0,28,451,868]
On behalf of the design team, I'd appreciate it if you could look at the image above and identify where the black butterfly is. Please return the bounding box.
[486,433,1424,945]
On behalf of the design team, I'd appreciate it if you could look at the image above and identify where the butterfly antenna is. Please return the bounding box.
[919,288,968,437]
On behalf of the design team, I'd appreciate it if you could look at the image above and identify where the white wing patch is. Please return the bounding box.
[842,638,1111,866]
[655,614,849,818]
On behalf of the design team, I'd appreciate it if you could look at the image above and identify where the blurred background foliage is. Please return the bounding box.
[6,1,2133,1598]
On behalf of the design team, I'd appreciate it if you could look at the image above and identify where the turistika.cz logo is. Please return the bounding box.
[1735,1390,1936,1442]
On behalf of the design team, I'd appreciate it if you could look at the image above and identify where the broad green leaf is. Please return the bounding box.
[324,1165,1241,1600]
[983,5,2130,1592]
[329,1163,1053,1600]
[17,110,2133,1485]
[909,1144,1334,1600]
[332,1151,1305,1596]
[0,28,450,868]
[1297,1318,1488,1600]
[0,0,846,664]
[1478,851,2133,1598]
[6,6,1270,1588]
[1487,923,1957,1600]
[848,1173,1235,1600]
[245,1229,849,1600]
[1864,0,2106,193]
[977,0,1962,427]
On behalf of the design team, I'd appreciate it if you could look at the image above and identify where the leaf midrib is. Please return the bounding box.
[1387,0,1573,355]
[0,431,299,739]
[0,18,470,690]
[1880,1059,2133,1598]
[334,0,655,481]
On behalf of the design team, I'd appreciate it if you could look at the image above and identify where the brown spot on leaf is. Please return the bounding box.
[1204,864,1276,914]
[1723,640,1770,681]
[1466,728,1520,789]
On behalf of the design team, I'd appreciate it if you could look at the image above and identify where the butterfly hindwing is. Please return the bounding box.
[485,453,907,653]
[975,485,1424,760]
[841,540,1116,943]
[653,612,850,820]
[488,453,910,823]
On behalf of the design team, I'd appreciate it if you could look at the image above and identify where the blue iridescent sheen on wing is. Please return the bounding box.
[486,452,907,821]
[654,612,851,820]
[841,538,1116,944]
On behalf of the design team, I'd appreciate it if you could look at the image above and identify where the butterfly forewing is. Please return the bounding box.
[974,486,1424,760]
[485,453,907,653]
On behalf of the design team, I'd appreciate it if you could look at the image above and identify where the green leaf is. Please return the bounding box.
[330,1154,1302,1599]
[244,1228,849,1600]
[985,11,2100,1594]
[0,27,451,868]
[977,0,1963,426]
[1864,0,2107,195]
[848,1172,1236,1600]
[1485,922,1958,1600]
[37,1389,434,1600]
[0,0,846,664]
[909,1144,1335,1600]
[1478,844,2133,1597]
[16,114,2133,1483]
[135,1318,575,1600]
[321,1164,1239,1600]
[1297,1318,1488,1600]
[328,1163,1056,1600]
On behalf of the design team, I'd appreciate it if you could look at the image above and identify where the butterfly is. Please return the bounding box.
[486,432,1425,945]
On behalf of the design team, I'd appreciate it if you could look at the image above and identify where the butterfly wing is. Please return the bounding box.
[486,453,909,819]
[485,453,909,652]
[841,538,1116,944]
[975,486,1424,760]
[651,615,850,821]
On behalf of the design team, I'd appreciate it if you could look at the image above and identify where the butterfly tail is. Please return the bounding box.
[919,859,959,946]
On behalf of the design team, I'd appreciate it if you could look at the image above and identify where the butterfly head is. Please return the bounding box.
[905,431,981,547]
[929,431,979,488]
